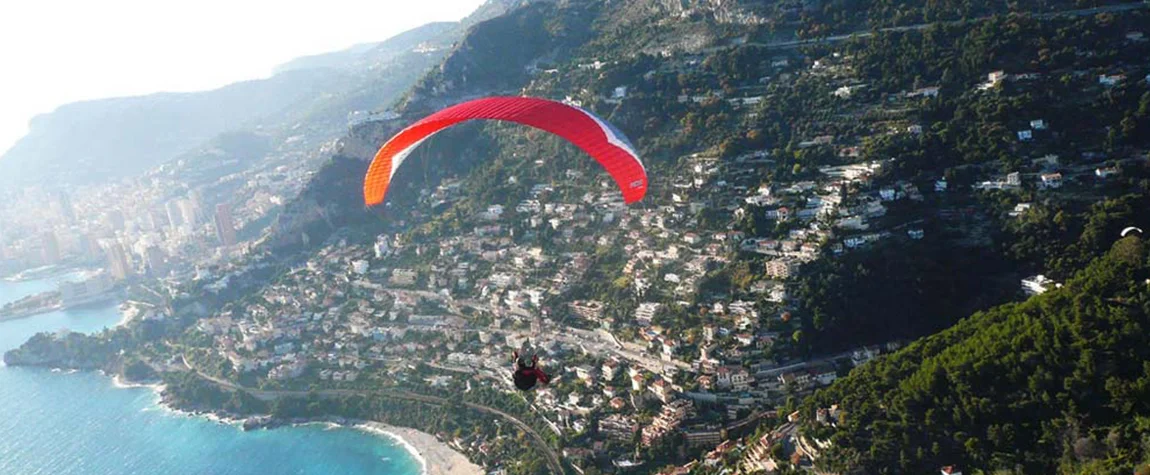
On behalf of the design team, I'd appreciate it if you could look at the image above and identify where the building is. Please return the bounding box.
[764,259,798,279]
[103,210,126,233]
[58,272,115,306]
[351,260,370,275]
[55,191,76,225]
[1095,167,1120,178]
[103,242,133,281]
[642,400,694,446]
[1006,172,1022,186]
[602,360,620,381]
[634,302,662,326]
[684,428,722,448]
[631,374,645,392]
[165,200,185,229]
[1022,275,1057,296]
[651,378,675,403]
[213,204,238,246]
[40,231,61,265]
[143,246,169,278]
[177,199,199,227]
[1039,173,1063,189]
[599,415,639,442]
[1099,74,1125,86]
[373,236,391,258]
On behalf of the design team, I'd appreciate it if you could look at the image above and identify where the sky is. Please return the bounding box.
[0,0,485,157]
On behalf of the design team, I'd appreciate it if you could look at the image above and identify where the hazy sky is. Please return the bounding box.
[0,0,485,156]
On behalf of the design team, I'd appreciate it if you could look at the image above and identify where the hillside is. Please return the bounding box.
[799,235,1150,474]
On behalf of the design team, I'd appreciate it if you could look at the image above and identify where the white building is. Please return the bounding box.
[351,260,370,275]
[1022,275,1058,296]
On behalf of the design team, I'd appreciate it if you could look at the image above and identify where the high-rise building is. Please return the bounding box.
[41,232,61,265]
[143,245,169,278]
[103,210,126,233]
[177,199,198,227]
[213,204,238,246]
[103,242,133,281]
[55,191,76,225]
[165,201,185,229]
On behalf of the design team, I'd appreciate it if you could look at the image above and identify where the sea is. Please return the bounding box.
[0,274,422,475]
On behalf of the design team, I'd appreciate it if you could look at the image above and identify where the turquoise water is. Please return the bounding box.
[0,277,421,475]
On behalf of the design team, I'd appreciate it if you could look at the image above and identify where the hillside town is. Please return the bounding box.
[2,0,1149,473]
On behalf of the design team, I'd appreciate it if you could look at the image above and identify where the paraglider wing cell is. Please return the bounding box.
[364,97,647,206]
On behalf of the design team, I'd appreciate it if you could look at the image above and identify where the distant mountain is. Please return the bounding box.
[0,15,472,189]
[273,22,458,74]
[0,69,348,188]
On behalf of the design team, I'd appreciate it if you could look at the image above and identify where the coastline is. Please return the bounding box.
[114,376,482,475]
[356,422,484,475]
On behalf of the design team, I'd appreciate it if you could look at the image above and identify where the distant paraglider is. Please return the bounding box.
[363,96,647,207]
[1121,226,1144,238]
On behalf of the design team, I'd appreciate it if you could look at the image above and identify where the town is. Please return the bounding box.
[2,1,1148,473]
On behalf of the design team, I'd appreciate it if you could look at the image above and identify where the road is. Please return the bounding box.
[703,2,1148,53]
[179,356,565,474]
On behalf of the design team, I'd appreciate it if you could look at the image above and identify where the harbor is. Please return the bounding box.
[0,271,120,322]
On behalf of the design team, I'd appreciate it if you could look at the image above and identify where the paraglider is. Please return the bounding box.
[363,96,647,207]
[511,351,551,391]
[1121,226,1143,237]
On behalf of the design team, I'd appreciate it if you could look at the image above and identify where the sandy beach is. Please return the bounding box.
[358,422,483,475]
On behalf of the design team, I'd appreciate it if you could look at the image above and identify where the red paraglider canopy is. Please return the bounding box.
[363,96,647,206]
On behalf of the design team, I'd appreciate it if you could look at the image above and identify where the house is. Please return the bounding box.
[610,397,626,410]
[1030,119,1047,130]
[907,124,924,134]
[1032,154,1059,169]
[351,260,370,275]
[852,346,880,366]
[907,228,925,240]
[908,86,940,98]
[988,71,1006,83]
[941,466,963,475]
[574,365,596,382]
[1127,31,1145,41]
[1009,203,1032,217]
[1099,74,1126,87]
[602,360,620,380]
[1095,167,1120,178]
[935,179,948,193]
[1039,173,1063,189]
[1022,275,1057,296]
[634,302,662,326]
[631,374,645,392]
[1017,130,1033,141]
[651,378,675,403]
[1006,172,1022,187]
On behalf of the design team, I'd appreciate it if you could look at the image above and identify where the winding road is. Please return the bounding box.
[179,356,565,474]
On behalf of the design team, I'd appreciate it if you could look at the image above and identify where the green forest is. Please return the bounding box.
[801,235,1150,474]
